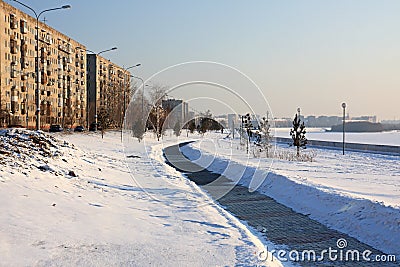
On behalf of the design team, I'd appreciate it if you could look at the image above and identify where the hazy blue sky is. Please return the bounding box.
[8,0,400,120]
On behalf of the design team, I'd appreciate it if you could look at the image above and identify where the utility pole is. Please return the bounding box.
[232,121,234,139]
[342,103,346,155]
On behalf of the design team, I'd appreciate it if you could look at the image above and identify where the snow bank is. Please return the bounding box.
[0,128,74,177]
[0,130,283,266]
[180,140,400,258]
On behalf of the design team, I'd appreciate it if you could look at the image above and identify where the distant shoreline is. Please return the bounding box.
[272,127,400,146]
[329,121,400,133]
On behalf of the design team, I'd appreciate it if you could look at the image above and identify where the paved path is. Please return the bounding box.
[164,142,397,267]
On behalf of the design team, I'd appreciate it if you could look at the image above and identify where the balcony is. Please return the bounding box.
[21,58,28,69]
[58,44,71,54]
[10,14,18,29]
[10,46,18,54]
[11,70,17,78]
[11,101,18,113]
[41,72,47,85]
[47,79,55,86]
[21,43,28,56]
[20,20,28,34]
[44,36,53,45]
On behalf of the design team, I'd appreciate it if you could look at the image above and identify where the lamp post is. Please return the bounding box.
[86,47,118,56]
[342,102,346,155]
[120,64,141,142]
[83,47,117,131]
[25,98,28,128]
[240,114,243,145]
[12,0,71,131]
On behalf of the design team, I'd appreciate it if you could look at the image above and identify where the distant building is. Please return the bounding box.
[187,111,195,121]
[161,99,188,128]
[274,118,292,128]
[351,116,377,123]
[214,114,228,128]
[304,116,342,128]
[227,114,238,130]
[86,54,130,128]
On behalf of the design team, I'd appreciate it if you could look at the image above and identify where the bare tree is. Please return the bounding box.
[173,121,181,137]
[132,120,144,142]
[148,106,167,141]
[124,81,146,142]
[146,84,169,141]
[148,84,168,107]
[98,107,110,139]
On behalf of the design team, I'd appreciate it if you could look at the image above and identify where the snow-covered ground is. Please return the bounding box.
[273,127,400,146]
[179,132,400,258]
[0,129,283,266]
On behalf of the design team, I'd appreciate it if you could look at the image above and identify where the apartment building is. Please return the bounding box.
[87,54,130,128]
[161,98,189,129]
[0,1,86,129]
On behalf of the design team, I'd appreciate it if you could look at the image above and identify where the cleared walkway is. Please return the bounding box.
[164,142,397,267]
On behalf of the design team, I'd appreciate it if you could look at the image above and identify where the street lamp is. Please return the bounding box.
[12,0,71,131]
[120,64,141,142]
[124,65,141,116]
[342,102,346,155]
[86,47,118,56]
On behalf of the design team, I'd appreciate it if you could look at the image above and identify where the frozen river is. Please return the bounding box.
[273,128,400,146]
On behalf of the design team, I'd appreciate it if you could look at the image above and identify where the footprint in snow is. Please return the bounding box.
[89,203,103,208]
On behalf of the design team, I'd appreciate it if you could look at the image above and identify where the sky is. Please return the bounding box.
[7,0,400,120]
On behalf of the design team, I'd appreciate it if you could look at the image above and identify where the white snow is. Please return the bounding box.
[0,129,283,266]
[2,127,398,265]
[179,132,400,258]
